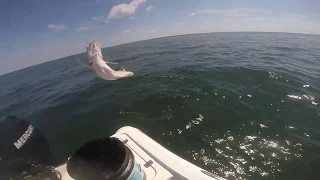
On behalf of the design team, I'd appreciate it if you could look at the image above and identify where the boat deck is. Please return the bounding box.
[55,126,225,180]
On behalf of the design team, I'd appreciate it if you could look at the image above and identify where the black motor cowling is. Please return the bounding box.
[66,137,146,180]
[0,116,52,179]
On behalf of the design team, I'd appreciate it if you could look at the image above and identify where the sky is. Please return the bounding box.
[1,0,320,75]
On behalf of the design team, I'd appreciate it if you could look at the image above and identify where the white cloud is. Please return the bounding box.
[138,28,145,32]
[241,13,314,31]
[175,22,184,28]
[76,26,94,31]
[151,29,156,32]
[128,16,135,19]
[107,0,146,20]
[146,5,154,12]
[48,24,67,31]
[92,16,104,21]
[190,12,195,16]
[198,8,266,17]
[172,22,184,32]
[123,29,131,33]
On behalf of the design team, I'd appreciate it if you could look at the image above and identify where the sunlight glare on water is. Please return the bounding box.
[187,128,305,179]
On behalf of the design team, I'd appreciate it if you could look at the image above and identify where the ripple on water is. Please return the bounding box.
[187,130,305,179]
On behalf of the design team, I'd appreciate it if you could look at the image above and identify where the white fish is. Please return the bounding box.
[77,40,134,80]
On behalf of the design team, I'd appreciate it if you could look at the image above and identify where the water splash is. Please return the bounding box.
[288,95,302,99]
[185,114,204,130]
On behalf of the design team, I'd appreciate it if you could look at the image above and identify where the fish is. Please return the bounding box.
[77,40,134,80]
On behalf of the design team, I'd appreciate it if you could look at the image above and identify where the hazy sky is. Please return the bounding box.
[1,0,320,75]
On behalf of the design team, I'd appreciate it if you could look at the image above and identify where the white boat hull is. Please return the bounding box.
[55,126,225,180]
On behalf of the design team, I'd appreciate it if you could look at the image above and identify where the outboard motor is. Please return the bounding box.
[0,116,59,180]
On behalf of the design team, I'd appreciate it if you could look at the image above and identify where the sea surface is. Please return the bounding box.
[0,32,320,180]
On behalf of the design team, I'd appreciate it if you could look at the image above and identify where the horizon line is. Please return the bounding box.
[1,31,319,77]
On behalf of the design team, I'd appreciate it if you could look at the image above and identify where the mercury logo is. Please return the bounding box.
[13,125,34,149]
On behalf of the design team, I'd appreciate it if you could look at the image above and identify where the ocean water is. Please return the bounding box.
[0,32,320,180]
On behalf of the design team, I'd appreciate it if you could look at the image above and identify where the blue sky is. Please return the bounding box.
[1,0,320,75]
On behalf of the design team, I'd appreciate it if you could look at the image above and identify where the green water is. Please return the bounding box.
[1,32,320,179]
